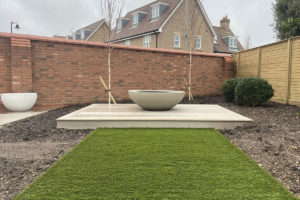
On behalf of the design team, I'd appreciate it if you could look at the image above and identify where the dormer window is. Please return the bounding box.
[132,13,139,25]
[131,11,147,27]
[117,18,130,31]
[80,29,91,40]
[151,2,169,20]
[152,5,159,19]
[117,20,122,30]
[229,37,238,48]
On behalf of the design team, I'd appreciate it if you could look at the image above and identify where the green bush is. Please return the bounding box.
[235,77,274,106]
[222,78,242,102]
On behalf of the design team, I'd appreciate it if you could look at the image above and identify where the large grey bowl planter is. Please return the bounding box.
[1,93,37,112]
[128,90,185,111]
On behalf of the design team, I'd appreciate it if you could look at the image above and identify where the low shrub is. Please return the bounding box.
[235,77,274,106]
[222,78,242,102]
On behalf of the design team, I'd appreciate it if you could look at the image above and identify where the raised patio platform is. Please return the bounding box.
[56,104,252,130]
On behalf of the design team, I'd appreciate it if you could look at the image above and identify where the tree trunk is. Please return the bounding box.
[189,49,192,101]
[108,44,111,106]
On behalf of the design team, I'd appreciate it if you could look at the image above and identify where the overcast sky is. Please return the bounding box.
[0,0,277,48]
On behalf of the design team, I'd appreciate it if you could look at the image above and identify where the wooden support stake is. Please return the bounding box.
[286,39,292,104]
[99,76,117,104]
[184,78,193,101]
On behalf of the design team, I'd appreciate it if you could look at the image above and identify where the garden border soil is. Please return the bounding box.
[0,97,299,199]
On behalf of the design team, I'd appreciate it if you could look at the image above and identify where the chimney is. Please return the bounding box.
[220,16,230,30]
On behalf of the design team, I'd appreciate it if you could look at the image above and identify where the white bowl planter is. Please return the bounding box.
[1,93,37,112]
[129,90,185,111]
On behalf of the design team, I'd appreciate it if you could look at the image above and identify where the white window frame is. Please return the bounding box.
[132,13,139,25]
[174,34,180,48]
[229,37,237,48]
[80,30,85,40]
[125,40,130,46]
[117,20,122,30]
[234,38,238,47]
[152,5,160,19]
[196,37,202,50]
[143,35,151,47]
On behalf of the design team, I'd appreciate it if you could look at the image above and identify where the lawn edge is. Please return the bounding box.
[14,129,97,200]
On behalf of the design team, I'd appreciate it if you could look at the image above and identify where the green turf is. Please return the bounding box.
[15,129,297,200]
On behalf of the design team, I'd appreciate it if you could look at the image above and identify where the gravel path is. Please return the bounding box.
[0,105,92,200]
[0,97,299,199]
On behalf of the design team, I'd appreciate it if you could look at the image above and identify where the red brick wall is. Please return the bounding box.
[0,33,233,111]
[0,37,11,110]
[11,38,33,93]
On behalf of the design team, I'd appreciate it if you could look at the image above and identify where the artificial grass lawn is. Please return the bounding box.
[15,129,297,200]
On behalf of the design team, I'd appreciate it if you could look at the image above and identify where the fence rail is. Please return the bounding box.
[234,36,300,106]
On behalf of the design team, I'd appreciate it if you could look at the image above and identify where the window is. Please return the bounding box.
[125,40,130,46]
[196,37,202,50]
[229,37,237,48]
[174,35,180,48]
[143,35,151,47]
[80,30,85,40]
[117,20,122,30]
[152,5,159,19]
[132,13,139,25]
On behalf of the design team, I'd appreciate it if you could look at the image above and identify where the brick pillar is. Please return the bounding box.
[10,38,33,92]
[223,56,234,81]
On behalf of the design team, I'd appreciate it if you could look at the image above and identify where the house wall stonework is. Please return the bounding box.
[87,23,110,42]
[113,0,214,52]
[0,33,233,111]
[115,34,157,48]
[158,0,214,52]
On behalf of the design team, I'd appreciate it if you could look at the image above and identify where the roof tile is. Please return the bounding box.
[110,0,181,41]
[213,26,244,54]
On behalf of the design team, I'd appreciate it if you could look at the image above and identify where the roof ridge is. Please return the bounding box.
[126,0,159,14]
[77,19,104,32]
[111,0,181,42]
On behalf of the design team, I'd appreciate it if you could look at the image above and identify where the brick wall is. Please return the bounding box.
[0,32,233,111]
[0,37,11,110]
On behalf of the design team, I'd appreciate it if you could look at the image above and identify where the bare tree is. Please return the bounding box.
[184,0,202,101]
[244,35,252,50]
[99,0,126,105]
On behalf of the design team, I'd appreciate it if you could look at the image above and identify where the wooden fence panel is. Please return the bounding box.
[260,42,288,103]
[290,39,300,105]
[234,36,300,106]
[236,49,258,77]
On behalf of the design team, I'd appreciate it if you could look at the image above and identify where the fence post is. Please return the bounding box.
[257,47,262,78]
[286,38,292,104]
[236,52,240,77]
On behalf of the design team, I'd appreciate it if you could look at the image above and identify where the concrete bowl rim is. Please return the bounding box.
[1,93,37,96]
[128,90,185,94]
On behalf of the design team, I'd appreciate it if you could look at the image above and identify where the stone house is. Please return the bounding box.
[69,0,243,54]
[213,16,244,54]
[110,0,216,53]
[67,19,110,42]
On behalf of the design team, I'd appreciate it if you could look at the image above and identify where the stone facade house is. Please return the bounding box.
[110,0,217,53]
[67,19,110,42]
[69,0,243,54]
[213,16,244,54]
